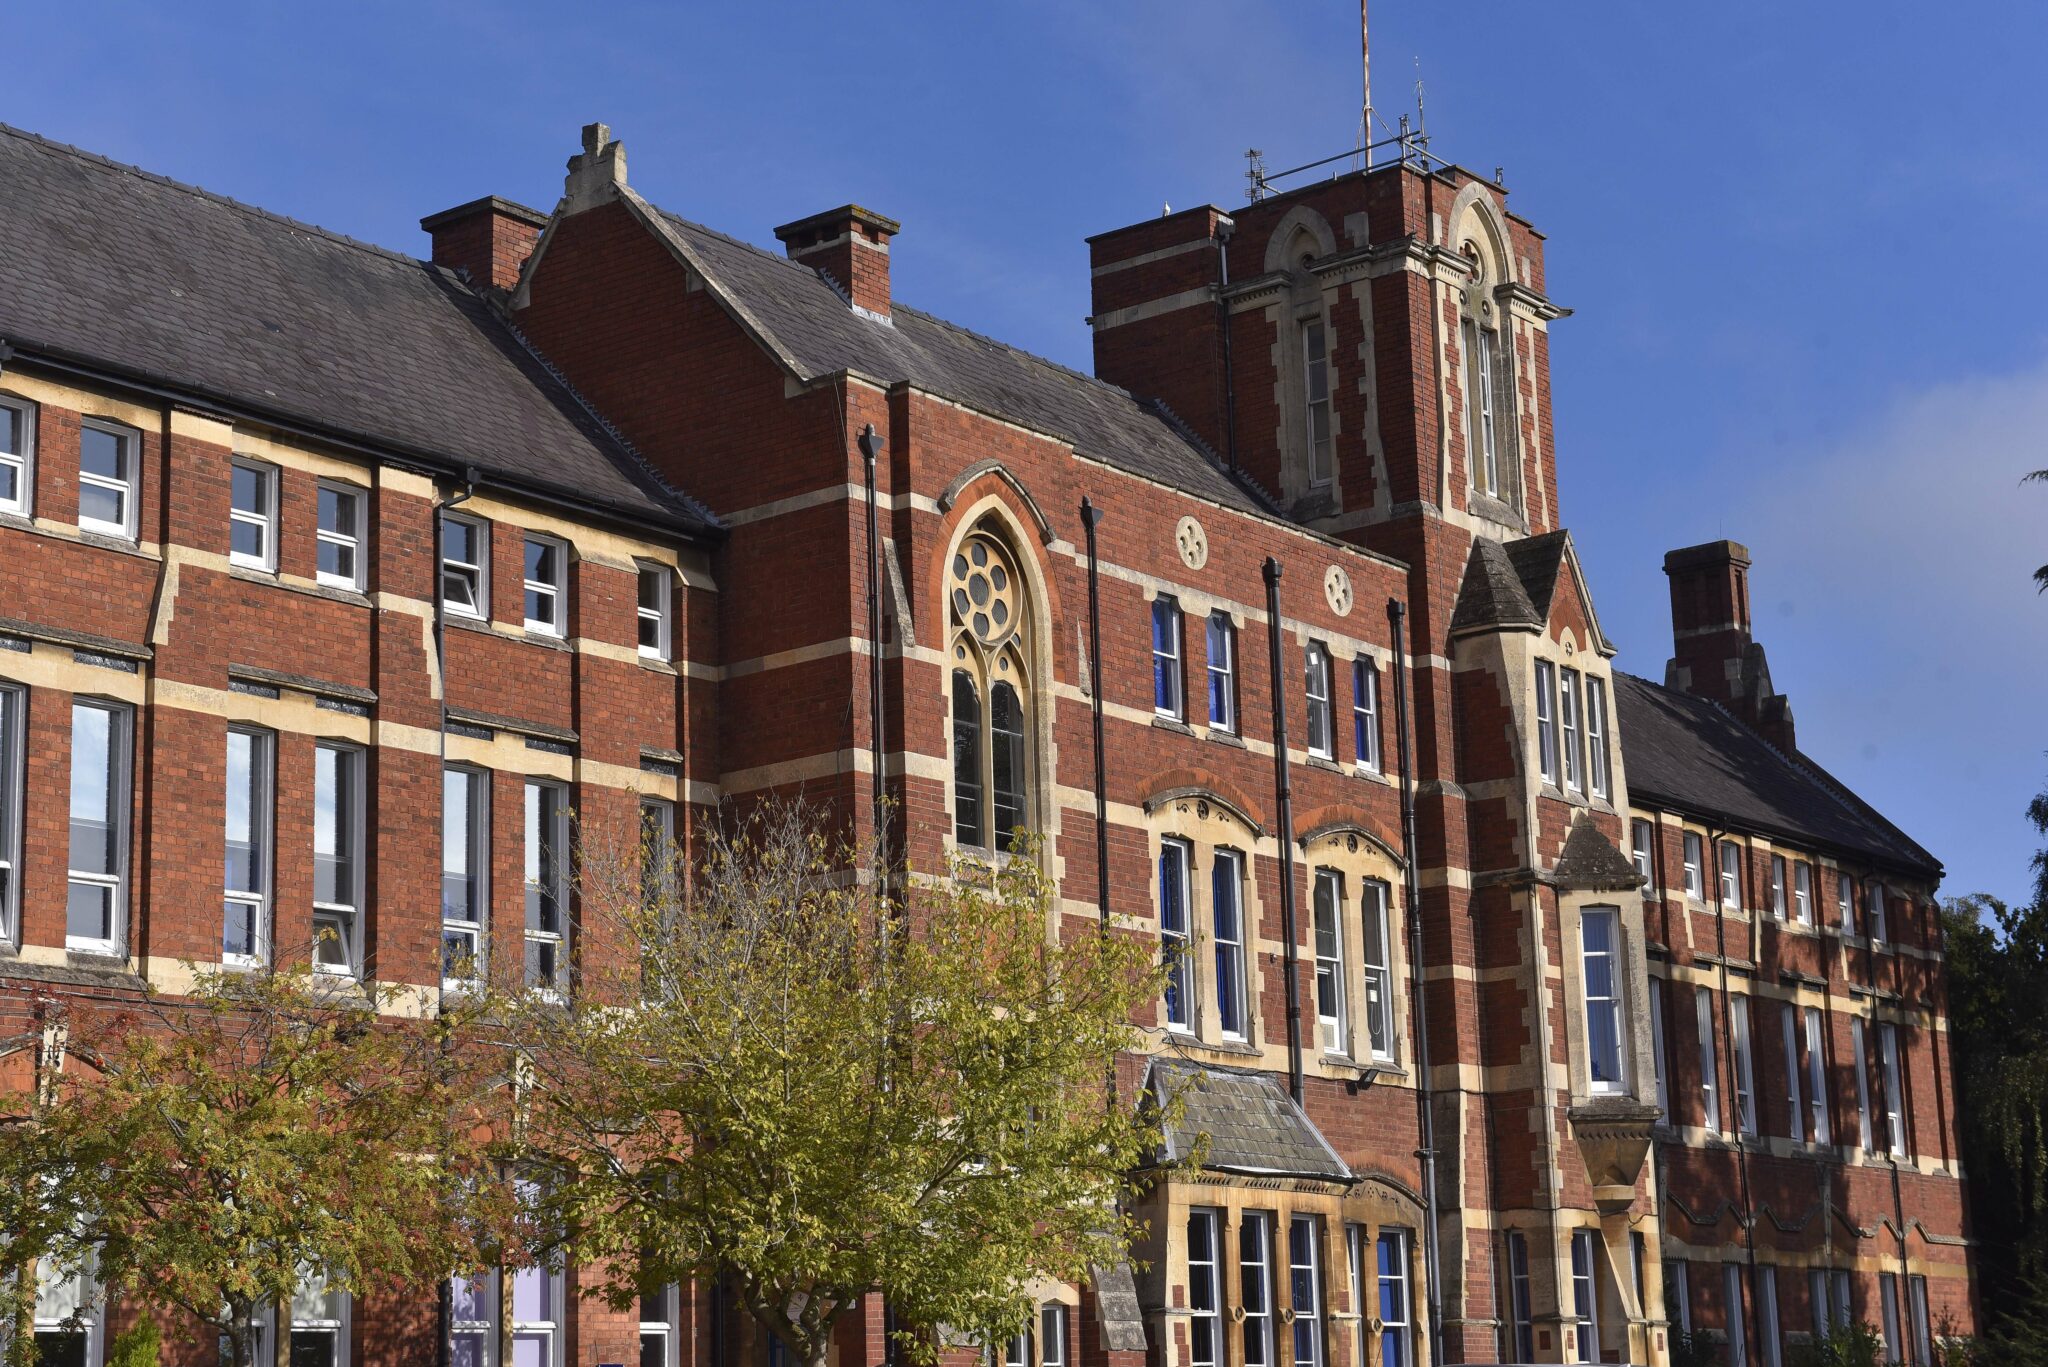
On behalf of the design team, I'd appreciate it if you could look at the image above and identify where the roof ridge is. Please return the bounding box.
[0,121,435,274]
[658,205,1178,414]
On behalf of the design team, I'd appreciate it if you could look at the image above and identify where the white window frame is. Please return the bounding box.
[229,458,280,572]
[1212,849,1248,1041]
[1305,642,1334,759]
[640,1284,679,1367]
[1352,657,1380,771]
[441,513,489,620]
[1683,832,1704,900]
[524,779,570,995]
[449,1272,497,1367]
[1880,1022,1907,1155]
[1719,840,1743,911]
[1570,1229,1599,1363]
[1852,1017,1874,1152]
[1206,612,1236,733]
[1239,1212,1275,1367]
[1758,1267,1781,1367]
[1303,319,1334,488]
[1794,861,1813,925]
[443,765,490,989]
[1781,1003,1804,1143]
[1585,675,1609,799]
[522,534,568,637]
[637,562,673,661]
[1869,882,1889,944]
[77,417,138,539]
[1375,1228,1413,1367]
[1288,1215,1323,1367]
[1187,1209,1221,1367]
[1804,1007,1832,1145]
[1040,1304,1068,1367]
[1559,667,1583,793]
[1360,879,1395,1062]
[1671,1260,1691,1334]
[31,1247,101,1367]
[1631,818,1654,883]
[1732,995,1758,1136]
[312,742,365,976]
[1580,906,1626,1094]
[1648,976,1670,1124]
[509,1263,562,1367]
[1311,868,1348,1055]
[0,683,22,946]
[1159,838,1193,1032]
[66,699,130,955]
[1878,1273,1901,1364]
[316,481,366,591]
[1152,597,1184,720]
[1462,319,1500,497]
[1506,1232,1535,1362]
[1908,1275,1932,1367]
[1697,986,1721,1134]
[1838,872,1856,934]
[1725,1263,1748,1367]
[288,1269,352,1367]
[223,726,275,968]
[1770,854,1787,919]
[0,394,36,517]
[1534,660,1557,785]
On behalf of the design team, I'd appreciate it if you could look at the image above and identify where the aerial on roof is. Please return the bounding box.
[1613,672,1939,877]
[649,209,1278,519]
[0,124,714,534]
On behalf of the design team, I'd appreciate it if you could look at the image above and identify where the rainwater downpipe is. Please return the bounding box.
[859,425,889,852]
[1387,597,1443,1361]
[1261,557,1305,1103]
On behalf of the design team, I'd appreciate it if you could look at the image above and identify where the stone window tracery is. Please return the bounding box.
[949,527,1032,853]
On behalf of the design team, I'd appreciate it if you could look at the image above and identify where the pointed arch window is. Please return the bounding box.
[949,529,1033,853]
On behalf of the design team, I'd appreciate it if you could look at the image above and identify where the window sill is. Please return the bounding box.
[1150,715,1195,737]
[1305,755,1342,774]
[78,526,146,552]
[1167,1033,1263,1060]
[638,656,678,676]
[1204,728,1246,749]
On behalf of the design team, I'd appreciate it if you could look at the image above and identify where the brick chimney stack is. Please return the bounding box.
[420,196,549,293]
[1664,540,1796,752]
[774,205,899,320]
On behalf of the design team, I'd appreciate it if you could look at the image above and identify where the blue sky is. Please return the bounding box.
[9,1,2045,901]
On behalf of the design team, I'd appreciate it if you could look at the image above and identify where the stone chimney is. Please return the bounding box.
[773,205,900,320]
[420,196,548,292]
[1663,540,1796,752]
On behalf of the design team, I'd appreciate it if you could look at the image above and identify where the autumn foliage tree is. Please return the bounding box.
[499,799,1174,1367]
[12,968,515,1367]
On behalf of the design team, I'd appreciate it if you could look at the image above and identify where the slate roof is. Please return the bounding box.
[1613,672,1939,877]
[1147,1057,1352,1181]
[1554,813,1646,890]
[655,210,1275,517]
[0,124,713,533]
[1450,537,1543,634]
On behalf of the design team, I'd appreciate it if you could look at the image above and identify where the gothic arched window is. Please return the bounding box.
[949,529,1032,852]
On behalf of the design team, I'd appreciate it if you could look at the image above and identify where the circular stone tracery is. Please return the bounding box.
[950,534,1021,649]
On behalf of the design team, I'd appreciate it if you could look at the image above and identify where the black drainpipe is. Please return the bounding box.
[859,424,889,852]
[1387,597,1443,1358]
[1083,498,1115,1109]
[1262,557,1305,1102]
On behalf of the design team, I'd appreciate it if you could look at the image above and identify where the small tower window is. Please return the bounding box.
[1303,320,1334,487]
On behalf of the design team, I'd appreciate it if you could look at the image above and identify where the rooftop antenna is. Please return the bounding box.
[1358,0,1373,169]
[1414,57,1429,153]
[1245,148,1268,203]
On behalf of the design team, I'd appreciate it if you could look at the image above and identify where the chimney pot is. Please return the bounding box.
[419,196,549,293]
[773,204,900,320]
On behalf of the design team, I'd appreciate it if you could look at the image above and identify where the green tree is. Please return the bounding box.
[500,799,1174,1367]
[22,967,514,1367]
[1788,1321,1887,1367]
[104,1313,162,1367]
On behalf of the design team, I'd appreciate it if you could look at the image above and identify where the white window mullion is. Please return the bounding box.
[66,700,130,954]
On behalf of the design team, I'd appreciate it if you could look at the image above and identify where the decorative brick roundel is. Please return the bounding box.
[950,534,1020,649]
[1324,564,1354,617]
[1175,516,1208,570]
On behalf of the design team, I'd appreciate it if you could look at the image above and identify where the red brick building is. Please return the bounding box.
[0,112,1971,1367]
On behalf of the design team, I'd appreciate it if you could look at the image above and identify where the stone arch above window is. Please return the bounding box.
[1262,205,1340,275]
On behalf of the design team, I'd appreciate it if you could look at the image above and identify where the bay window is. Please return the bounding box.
[1580,907,1625,1092]
[1212,850,1247,1039]
[1585,675,1609,799]
[1288,1216,1323,1367]
[1559,668,1582,792]
[1534,661,1557,785]
[1159,839,1192,1032]
[1311,869,1347,1054]
[1187,1211,1220,1367]
[1360,880,1394,1061]
[1240,1213,1275,1367]
[1376,1229,1413,1367]
[1571,1229,1599,1363]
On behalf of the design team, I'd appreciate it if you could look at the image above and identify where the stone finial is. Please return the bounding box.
[563,121,628,213]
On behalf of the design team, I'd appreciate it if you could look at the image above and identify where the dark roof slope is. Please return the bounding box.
[1147,1057,1351,1181]
[0,125,711,532]
[1614,672,1938,877]
[657,211,1273,517]
[1451,537,1543,634]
